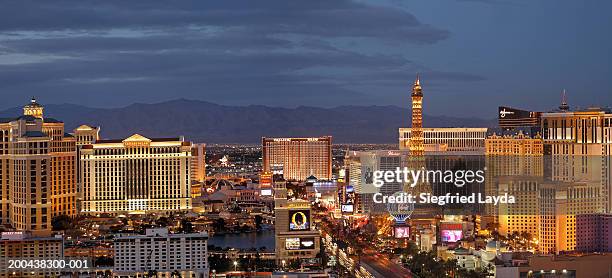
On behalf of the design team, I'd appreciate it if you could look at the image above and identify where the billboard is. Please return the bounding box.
[260,189,272,196]
[285,237,315,250]
[289,210,310,231]
[285,238,301,250]
[359,153,378,194]
[498,106,541,128]
[299,237,315,249]
[441,230,463,242]
[260,172,273,187]
[498,106,534,119]
[341,204,354,213]
[394,226,410,238]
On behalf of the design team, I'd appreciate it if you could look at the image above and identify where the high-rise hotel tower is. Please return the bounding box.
[262,137,332,181]
[0,98,76,235]
[80,134,192,213]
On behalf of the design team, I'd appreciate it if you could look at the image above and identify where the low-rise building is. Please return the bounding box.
[0,231,64,278]
[113,228,209,278]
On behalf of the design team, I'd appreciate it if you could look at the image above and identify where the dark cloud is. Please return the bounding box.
[0,0,484,110]
[0,0,449,41]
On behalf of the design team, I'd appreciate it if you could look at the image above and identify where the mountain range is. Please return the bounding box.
[0,99,496,143]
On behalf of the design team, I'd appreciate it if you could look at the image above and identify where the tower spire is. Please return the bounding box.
[23,96,44,118]
[559,89,569,111]
[412,74,422,97]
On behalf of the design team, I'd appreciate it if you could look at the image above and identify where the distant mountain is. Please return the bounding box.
[0,99,496,143]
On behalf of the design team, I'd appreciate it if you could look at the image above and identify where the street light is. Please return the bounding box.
[234,261,238,271]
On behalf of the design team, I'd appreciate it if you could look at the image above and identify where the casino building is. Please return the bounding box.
[484,130,544,233]
[273,179,320,267]
[399,127,488,153]
[79,134,192,214]
[344,150,409,215]
[262,136,332,181]
[0,98,76,236]
[538,104,612,253]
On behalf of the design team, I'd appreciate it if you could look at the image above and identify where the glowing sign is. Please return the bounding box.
[260,172,273,187]
[285,237,315,250]
[441,230,463,242]
[394,226,410,238]
[341,204,354,213]
[286,238,301,250]
[300,238,315,249]
[499,108,515,118]
[289,210,310,231]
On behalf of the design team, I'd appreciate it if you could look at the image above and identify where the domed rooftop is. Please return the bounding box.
[485,240,508,251]
[306,175,318,183]
[453,247,470,255]
[211,179,234,189]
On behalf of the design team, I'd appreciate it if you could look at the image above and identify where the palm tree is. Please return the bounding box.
[170,270,182,278]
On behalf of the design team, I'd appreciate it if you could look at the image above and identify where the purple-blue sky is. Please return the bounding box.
[0,0,610,118]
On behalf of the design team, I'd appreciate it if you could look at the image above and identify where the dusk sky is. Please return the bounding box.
[1,0,610,118]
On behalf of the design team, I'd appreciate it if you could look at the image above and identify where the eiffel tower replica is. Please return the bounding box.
[406,75,438,220]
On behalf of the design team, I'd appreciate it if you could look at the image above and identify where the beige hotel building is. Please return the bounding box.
[487,104,612,253]
[399,127,488,153]
[538,107,612,253]
[80,134,192,214]
[262,136,332,181]
[485,131,544,238]
[0,98,76,236]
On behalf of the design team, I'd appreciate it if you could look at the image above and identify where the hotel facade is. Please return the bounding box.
[399,127,488,153]
[262,136,332,181]
[538,107,612,253]
[0,99,76,236]
[80,134,192,214]
[190,143,206,183]
[114,228,209,278]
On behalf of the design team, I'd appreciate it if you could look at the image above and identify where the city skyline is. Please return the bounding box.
[1,1,611,118]
[1,2,611,277]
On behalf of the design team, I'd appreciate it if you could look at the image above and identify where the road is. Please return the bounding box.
[360,254,413,278]
[319,215,413,278]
